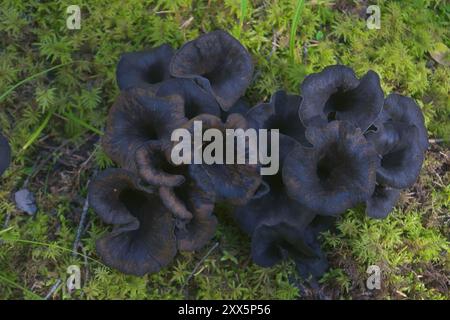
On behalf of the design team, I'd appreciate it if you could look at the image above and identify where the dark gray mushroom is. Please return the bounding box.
[170,30,254,111]
[283,121,379,216]
[376,93,428,152]
[116,44,174,90]
[299,65,384,131]
[233,173,317,268]
[88,169,177,276]
[168,179,218,251]
[365,121,424,189]
[154,78,222,118]
[102,88,186,187]
[366,184,401,219]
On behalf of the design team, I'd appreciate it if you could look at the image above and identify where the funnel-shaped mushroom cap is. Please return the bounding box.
[364,122,401,156]
[0,132,11,176]
[88,169,177,276]
[148,161,218,252]
[233,152,321,269]
[299,65,384,131]
[246,90,310,147]
[366,184,401,219]
[283,121,378,216]
[116,44,174,90]
[170,30,254,111]
[169,180,217,251]
[366,121,424,189]
[379,93,429,152]
[235,192,317,267]
[294,215,335,279]
[233,173,315,233]
[178,113,262,205]
[252,221,316,267]
[103,88,186,187]
[154,78,221,118]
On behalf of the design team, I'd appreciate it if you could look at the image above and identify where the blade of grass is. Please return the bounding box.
[0,62,71,103]
[21,110,54,151]
[0,272,43,300]
[239,0,248,35]
[0,226,13,236]
[57,112,103,136]
[289,0,305,60]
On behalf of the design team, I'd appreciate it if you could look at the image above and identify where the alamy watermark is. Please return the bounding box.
[66,4,379,32]
[171,121,280,175]
[66,5,81,30]
[366,265,381,290]
[366,5,381,30]
[66,265,81,293]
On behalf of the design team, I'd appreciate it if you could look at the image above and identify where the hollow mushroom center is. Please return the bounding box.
[184,101,202,119]
[119,189,151,221]
[264,171,284,194]
[269,117,301,139]
[203,64,226,85]
[324,87,354,119]
[200,49,233,87]
[316,145,356,189]
[143,63,166,84]
[380,147,405,169]
[118,188,165,237]
[135,121,158,141]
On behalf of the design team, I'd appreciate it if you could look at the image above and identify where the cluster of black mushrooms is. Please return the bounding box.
[88,30,428,278]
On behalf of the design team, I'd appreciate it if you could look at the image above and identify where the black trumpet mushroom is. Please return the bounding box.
[154,78,222,118]
[0,132,11,177]
[167,178,218,251]
[89,168,218,275]
[293,215,336,279]
[88,169,177,276]
[299,65,384,131]
[233,147,327,278]
[364,94,428,218]
[365,184,401,219]
[377,93,429,152]
[170,30,254,111]
[283,121,379,216]
[102,88,187,187]
[116,44,174,90]
[366,121,424,189]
